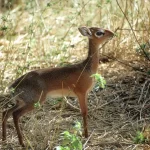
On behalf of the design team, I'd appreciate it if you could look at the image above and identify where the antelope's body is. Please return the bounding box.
[2,26,114,147]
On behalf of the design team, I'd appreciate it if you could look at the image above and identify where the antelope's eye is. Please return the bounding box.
[95,31,105,36]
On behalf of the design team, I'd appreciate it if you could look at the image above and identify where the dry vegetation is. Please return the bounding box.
[0,0,150,149]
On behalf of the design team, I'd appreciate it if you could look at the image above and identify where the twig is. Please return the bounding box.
[83,129,95,149]
[101,52,149,74]
[138,79,150,103]
[88,96,119,113]
[63,97,80,111]
[88,141,133,147]
[117,28,149,32]
[62,0,91,40]
[35,0,48,32]
[116,0,150,61]
[139,97,150,120]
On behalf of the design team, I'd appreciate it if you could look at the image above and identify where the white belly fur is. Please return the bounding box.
[46,81,96,99]
[46,89,77,98]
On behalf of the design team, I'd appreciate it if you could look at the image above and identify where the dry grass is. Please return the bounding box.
[0,0,150,149]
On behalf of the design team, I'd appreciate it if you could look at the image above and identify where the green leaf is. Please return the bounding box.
[34,101,41,109]
[133,131,147,144]
[73,121,81,131]
[147,70,150,75]
[47,2,51,7]
[57,129,82,150]
[91,73,106,89]
[55,146,70,150]
[1,26,8,31]
[106,0,111,3]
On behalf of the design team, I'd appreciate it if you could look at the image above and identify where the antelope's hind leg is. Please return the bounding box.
[12,104,34,147]
[2,104,19,141]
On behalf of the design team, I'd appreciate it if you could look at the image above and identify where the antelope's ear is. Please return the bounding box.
[78,26,92,38]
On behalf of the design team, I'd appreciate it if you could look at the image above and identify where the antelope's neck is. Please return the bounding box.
[84,40,99,74]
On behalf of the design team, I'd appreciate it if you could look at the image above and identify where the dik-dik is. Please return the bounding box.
[2,26,114,147]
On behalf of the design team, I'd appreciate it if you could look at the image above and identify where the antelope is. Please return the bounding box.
[2,26,114,147]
